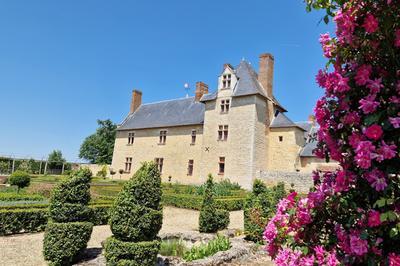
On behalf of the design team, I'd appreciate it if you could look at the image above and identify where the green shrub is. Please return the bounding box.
[104,237,160,266]
[244,180,287,243]
[8,171,31,192]
[0,208,48,235]
[43,169,93,265]
[0,192,44,201]
[90,204,111,225]
[183,235,231,261]
[43,222,93,265]
[105,162,163,265]
[199,175,230,233]
[96,165,108,179]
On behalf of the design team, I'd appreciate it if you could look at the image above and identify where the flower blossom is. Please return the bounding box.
[367,78,384,94]
[376,140,397,161]
[365,124,383,140]
[355,141,376,169]
[355,65,372,86]
[371,176,387,191]
[334,9,356,44]
[389,253,400,266]
[363,14,379,33]
[359,94,379,114]
[350,233,368,256]
[368,210,381,227]
[389,117,400,128]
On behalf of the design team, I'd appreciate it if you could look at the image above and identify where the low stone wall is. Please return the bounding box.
[256,170,313,193]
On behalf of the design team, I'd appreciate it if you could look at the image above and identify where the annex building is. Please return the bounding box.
[111,53,338,189]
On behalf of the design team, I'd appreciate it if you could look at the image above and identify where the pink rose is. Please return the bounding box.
[365,124,383,140]
[368,210,381,227]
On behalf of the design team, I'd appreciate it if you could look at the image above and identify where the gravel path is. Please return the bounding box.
[0,207,244,266]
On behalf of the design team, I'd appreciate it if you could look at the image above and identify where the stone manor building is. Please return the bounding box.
[111,53,338,189]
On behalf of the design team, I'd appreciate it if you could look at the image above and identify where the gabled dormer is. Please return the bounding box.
[218,64,238,91]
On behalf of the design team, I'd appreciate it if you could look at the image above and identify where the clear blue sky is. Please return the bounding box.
[0,0,333,162]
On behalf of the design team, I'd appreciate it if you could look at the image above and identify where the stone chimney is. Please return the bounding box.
[258,53,274,98]
[308,114,316,125]
[195,81,209,101]
[130,90,142,114]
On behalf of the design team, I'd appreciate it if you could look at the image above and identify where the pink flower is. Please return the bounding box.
[363,14,379,33]
[389,253,400,266]
[326,251,339,266]
[350,233,368,256]
[355,141,376,169]
[367,78,384,94]
[371,176,387,191]
[334,9,356,44]
[316,70,327,88]
[359,94,379,114]
[355,65,372,86]
[365,124,383,140]
[343,112,360,125]
[349,132,363,149]
[300,255,315,266]
[314,245,325,264]
[395,29,400,48]
[364,169,384,183]
[389,117,400,128]
[368,210,381,227]
[335,170,349,192]
[264,221,278,243]
[376,140,397,161]
[319,33,331,45]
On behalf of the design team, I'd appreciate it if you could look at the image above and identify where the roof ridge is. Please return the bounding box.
[141,96,195,106]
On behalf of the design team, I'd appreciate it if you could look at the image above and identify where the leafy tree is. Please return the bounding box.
[8,171,31,192]
[48,150,66,169]
[79,119,117,164]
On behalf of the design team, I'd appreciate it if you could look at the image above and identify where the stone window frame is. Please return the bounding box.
[155,157,164,173]
[217,125,228,141]
[127,132,135,145]
[218,157,225,175]
[220,99,230,113]
[191,130,196,145]
[279,136,283,142]
[159,130,167,145]
[222,74,232,89]
[187,159,194,176]
[125,157,132,173]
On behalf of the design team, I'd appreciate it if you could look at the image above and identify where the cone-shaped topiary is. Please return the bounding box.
[105,161,163,266]
[43,168,93,266]
[199,175,229,233]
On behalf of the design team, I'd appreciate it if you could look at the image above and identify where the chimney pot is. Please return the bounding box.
[195,81,209,101]
[258,53,274,98]
[130,89,142,114]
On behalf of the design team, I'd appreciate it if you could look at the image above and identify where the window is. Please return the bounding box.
[222,74,231,89]
[187,159,194,176]
[220,99,230,113]
[218,125,229,141]
[128,132,135,145]
[191,130,196,145]
[219,157,225,175]
[159,130,167,144]
[279,136,283,142]
[125,157,132,173]
[155,158,164,173]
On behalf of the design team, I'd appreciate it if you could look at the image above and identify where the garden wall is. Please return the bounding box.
[257,171,313,193]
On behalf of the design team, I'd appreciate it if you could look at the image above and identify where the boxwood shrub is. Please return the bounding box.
[43,168,94,265]
[105,162,162,265]
[199,175,230,233]
[0,208,48,235]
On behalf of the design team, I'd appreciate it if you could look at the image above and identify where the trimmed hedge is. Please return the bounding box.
[43,222,93,265]
[162,193,244,211]
[104,237,160,266]
[0,192,44,201]
[106,162,163,265]
[0,208,48,235]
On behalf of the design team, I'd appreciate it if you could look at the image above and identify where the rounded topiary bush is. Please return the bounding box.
[105,162,163,266]
[43,168,93,266]
[8,170,31,192]
[199,175,229,233]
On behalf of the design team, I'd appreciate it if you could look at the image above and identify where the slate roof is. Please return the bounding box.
[118,97,204,130]
[270,112,305,131]
[300,126,319,157]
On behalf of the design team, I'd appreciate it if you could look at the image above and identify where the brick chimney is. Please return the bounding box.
[130,90,142,114]
[258,53,274,98]
[195,81,209,101]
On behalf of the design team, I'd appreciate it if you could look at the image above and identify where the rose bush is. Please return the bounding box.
[264,0,400,265]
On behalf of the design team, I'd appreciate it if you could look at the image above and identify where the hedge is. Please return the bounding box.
[0,204,111,236]
[0,192,44,201]
[162,193,244,211]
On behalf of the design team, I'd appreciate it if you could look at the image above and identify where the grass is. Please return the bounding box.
[183,235,231,261]
[160,239,188,257]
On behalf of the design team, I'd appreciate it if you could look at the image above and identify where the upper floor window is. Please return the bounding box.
[187,159,194,176]
[218,125,228,141]
[125,157,132,173]
[219,157,225,175]
[155,157,164,173]
[222,74,231,89]
[279,136,283,142]
[128,132,135,145]
[191,130,196,145]
[159,130,167,144]
[220,99,230,113]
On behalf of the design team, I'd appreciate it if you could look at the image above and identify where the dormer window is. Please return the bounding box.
[222,74,231,89]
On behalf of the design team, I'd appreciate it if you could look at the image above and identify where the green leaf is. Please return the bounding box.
[374,198,387,208]
[380,212,388,222]
[390,227,398,238]
[324,15,329,24]
[360,231,369,240]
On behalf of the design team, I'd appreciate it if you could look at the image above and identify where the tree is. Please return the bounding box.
[199,175,230,233]
[8,171,31,192]
[104,162,163,265]
[48,150,66,169]
[264,1,400,265]
[79,119,117,164]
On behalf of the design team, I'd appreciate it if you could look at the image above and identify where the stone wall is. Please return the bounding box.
[256,170,313,193]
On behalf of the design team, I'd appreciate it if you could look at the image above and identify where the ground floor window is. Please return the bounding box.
[155,157,164,173]
[125,157,132,173]
[218,157,225,175]
[187,159,194,176]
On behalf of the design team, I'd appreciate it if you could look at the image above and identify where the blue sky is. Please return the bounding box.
[0,1,333,162]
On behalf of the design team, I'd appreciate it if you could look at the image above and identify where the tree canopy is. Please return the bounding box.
[48,150,66,168]
[79,119,117,164]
